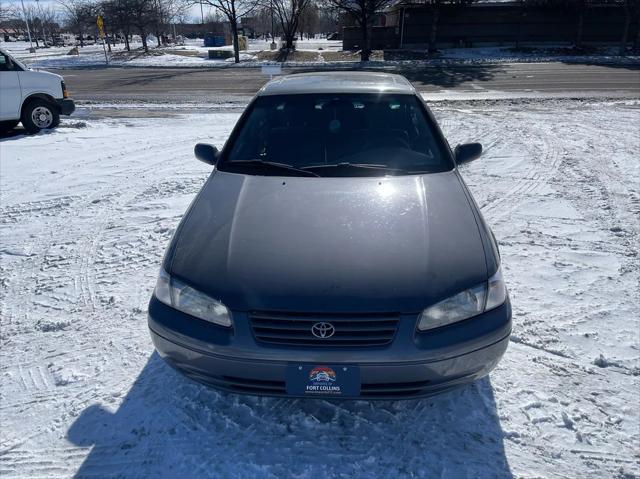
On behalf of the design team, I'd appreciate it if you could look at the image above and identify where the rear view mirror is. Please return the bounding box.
[454,143,482,165]
[194,143,219,166]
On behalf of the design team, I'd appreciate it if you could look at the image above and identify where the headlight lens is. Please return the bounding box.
[154,268,232,327]
[417,267,507,331]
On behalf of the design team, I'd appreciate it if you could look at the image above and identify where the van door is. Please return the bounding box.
[0,52,22,121]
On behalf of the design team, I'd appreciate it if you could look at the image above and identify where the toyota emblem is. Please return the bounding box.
[311,322,335,339]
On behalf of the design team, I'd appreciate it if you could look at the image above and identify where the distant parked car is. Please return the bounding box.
[52,34,76,47]
[148,72,512,400]
[0,47,75,133]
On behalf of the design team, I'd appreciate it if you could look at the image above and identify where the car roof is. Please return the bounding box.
[257,72,417,96]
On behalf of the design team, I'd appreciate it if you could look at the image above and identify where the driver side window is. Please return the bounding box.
[0,53,16,72]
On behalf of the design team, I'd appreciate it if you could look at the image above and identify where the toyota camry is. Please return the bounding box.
[148,72,512,399]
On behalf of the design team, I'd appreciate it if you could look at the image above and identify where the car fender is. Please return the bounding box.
[18,70,63,111]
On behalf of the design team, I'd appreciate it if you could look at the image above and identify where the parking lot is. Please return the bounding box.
[1,98,638,478]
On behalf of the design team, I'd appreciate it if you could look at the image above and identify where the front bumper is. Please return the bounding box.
[148,297,512,400]
[56,98,75,116]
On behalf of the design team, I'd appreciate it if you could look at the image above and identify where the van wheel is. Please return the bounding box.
[0,120,19,133]
[21,100,60,133]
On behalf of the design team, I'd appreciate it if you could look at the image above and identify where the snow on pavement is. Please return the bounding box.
[0,100,638,478]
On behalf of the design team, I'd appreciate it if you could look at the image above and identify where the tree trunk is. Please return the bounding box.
[141,30,148,52]
[156,29,161,47]
[124,32,130,51]
[285,31,294,50]
[429,7,439,53]
[105,27,112,52]
[620,6,631,55]
[79,33,85,47]
[231,20,240,63]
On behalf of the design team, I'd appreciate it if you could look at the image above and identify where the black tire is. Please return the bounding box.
[0,120,19,133]
[21,99,60,133]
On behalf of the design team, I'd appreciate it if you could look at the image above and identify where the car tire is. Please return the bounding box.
[0,120,19,133]
[21,100,60,133]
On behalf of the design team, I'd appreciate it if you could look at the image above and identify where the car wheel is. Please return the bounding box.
[0,120,19,133]
[21,100,60,133]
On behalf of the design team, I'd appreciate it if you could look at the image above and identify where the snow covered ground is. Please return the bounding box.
[1,38,344,69]
[0,99,639,478]
[4,38,638,69]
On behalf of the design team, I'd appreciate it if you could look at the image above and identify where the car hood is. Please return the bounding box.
[169,171,487,313]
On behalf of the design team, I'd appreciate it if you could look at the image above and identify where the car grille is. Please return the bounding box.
[249,311,400,347]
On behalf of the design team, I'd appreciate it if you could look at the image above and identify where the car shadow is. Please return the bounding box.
[67,353,513,478]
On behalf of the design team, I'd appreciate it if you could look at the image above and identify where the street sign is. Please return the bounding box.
[96,15,108,65]
[96,15,105,39]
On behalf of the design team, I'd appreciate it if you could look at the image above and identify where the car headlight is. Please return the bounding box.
[417,267,507,331]
[154,268,232,327]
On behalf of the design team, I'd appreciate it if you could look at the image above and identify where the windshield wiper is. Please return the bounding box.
[303,163,408,176]
[223,159,319,177]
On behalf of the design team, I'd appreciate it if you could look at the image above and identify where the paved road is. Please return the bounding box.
[59,62,640,103]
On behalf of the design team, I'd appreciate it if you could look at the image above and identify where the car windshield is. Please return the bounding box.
[221,93,453,176]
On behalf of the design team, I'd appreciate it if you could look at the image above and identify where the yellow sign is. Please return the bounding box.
[96,15,105,39]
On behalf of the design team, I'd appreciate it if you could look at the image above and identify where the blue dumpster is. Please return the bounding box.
[204,35,226,47]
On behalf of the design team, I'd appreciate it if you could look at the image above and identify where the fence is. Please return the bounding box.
[343,4,637,50]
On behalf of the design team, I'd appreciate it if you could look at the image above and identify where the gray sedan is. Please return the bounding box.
[148,72,511,399]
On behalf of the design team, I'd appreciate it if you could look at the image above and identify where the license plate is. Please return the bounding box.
[285,364,361,397]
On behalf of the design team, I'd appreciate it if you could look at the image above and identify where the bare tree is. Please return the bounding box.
[271,0,311,49]
[316,5,340,34]
[128,0,156,52]
[58,0,96,47]
[151,0,189,46]
[324,0,393,61]
[246,5,279,39]
[199,0,260,63]
[21,4,42,46]
[298,1,319,39]
[0,2,18,22]
[33,5,61,45]
[99,0,125,50]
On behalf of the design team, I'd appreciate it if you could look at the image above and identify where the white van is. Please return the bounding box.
[0,47,75,133]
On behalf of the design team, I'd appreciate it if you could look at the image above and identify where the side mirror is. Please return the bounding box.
[194,143,219,166]
[454,142,482,165]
